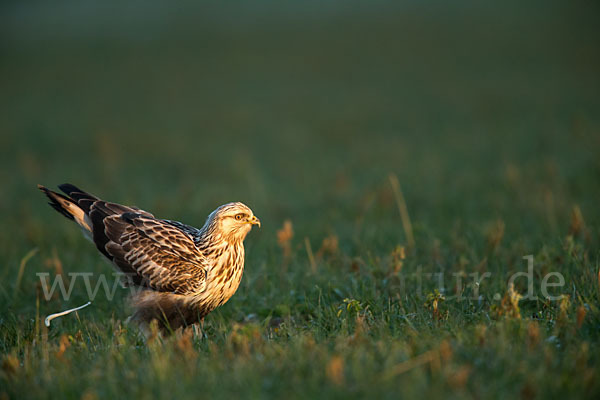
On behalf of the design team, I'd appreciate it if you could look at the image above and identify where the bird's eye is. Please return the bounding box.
[234,214,244,221]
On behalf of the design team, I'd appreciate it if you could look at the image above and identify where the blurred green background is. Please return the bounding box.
[1,1,599,399]
[2,1,598,235]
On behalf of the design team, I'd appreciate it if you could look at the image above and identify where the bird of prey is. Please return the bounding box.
[38,183,260,334]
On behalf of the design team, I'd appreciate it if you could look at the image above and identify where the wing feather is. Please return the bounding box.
[104,214,207,295]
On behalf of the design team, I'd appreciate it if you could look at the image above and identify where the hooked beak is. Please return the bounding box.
[248,215,261,228]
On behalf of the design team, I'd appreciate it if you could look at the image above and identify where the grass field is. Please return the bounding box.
[1,1,600,399]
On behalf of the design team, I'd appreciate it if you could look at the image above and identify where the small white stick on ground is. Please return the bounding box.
[45,301,92,327]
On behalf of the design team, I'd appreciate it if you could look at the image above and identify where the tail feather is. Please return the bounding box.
[38,184,92,232]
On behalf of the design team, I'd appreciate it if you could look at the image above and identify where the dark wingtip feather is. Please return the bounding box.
[58,183,85,197]
[58,183,99,213]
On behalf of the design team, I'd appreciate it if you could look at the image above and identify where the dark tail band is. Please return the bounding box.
[38,184,76,221]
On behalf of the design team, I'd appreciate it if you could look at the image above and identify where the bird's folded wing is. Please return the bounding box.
[103,214,207,295]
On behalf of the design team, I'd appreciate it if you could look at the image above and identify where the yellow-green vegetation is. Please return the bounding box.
[1,2,599,399]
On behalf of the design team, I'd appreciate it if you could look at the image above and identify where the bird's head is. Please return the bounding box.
[206,202,260,242]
